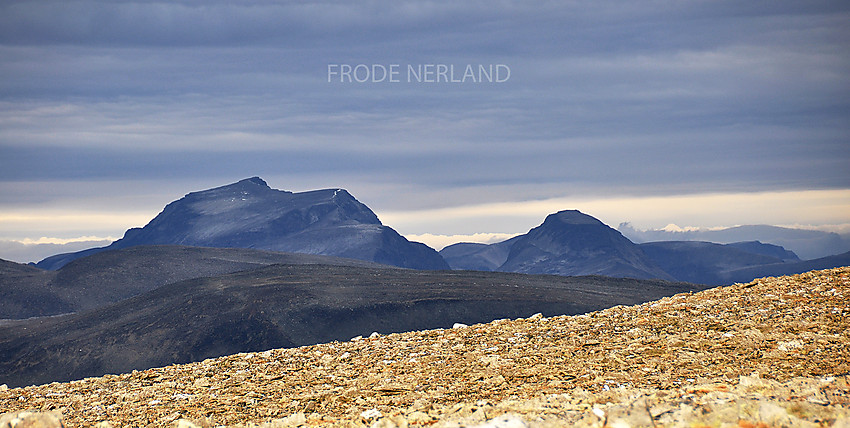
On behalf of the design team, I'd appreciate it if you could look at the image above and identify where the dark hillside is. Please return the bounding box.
[2,245,388,319]
[0,259,61,319]
[0,264,699,387]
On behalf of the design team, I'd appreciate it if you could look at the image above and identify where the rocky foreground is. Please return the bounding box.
[2,267,849,427]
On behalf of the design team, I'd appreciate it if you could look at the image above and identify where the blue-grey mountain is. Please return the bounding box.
[618,223,850,260]
[637,241,796,285]
[441,211,849,285]
[36,178,448,271]
[442,210,674,280]
[439,236,521,272]
[498,210,674,280]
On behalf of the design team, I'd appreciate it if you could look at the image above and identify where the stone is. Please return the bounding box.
[832,416,850,428]
[361,409,382,420]
[269,413,306,427]
[174,420,201,428]
[0,412,64,428]
[757,402,796,426]
[605,398,654,428]
[406,412,432,425]
[370,418,398,428]
[1,268,848,428]
[470,417,528,428]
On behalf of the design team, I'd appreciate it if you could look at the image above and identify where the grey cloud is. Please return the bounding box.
[0,239,113,264]
[2,1,843,51]
[0,0,848,229]
[0,0,528,47]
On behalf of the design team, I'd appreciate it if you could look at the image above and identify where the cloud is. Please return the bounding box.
[17,236,117,245]
[0,210,152,239]
[0,1,848,245]
[0,1,542,48]
[402,233,519,251]
[0,238,113,264]
[381,189,850,237]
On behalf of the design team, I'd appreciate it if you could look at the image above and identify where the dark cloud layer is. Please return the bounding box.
[0,0,848,245]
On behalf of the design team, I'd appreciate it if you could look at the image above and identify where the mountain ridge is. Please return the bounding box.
[36,178,448,271]
[2,245,393,320]
[19,178,850,286]
[618,222,850,260]
[440,213,849,285]
[438,210,674,280]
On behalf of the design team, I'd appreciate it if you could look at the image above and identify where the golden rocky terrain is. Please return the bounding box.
[2,267,849,427]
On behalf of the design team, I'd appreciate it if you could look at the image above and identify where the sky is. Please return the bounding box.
[1,0,849,262]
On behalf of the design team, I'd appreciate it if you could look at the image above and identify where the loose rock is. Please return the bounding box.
[0,268,848,427]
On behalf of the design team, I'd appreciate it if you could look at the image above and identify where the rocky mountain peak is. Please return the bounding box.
[243,176,268,187]
[36,178,447,270]
[182,176,285,201]
[543,210,605,226]
[499,210,674,280]
[523,210,629,254]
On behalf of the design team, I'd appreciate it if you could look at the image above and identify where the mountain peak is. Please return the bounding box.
[499,210,674,280]
[37,179,448,270]
[544,210,604,226]
[241,176,269,187]
[185,177,284,201]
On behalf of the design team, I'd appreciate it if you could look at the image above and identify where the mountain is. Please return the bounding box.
[717,251,850,284]
[634,241,850,285]
[36,178,448,271]
[0,263,699,387]
[441,210,849,285]
[442,210,673,280]
[499,211,674,280]
[724,241,799,261]
[439,236,521,271]
[0,238,113,266]
[2,245,389,320]
[618,223,850,260]
[638,241,793,285]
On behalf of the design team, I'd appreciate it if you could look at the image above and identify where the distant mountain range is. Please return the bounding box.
[460,210,674,280]
[618,222,850,260]
[26,177,850,288]
[638,241,797,285]
[440,210,850,285]
[3,177,850,387]
[36,177,448,271]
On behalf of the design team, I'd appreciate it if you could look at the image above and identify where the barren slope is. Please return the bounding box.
[0,268,696,388]
[1,268,848,427]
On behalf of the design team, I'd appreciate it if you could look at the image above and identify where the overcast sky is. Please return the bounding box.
[1,0,849,261]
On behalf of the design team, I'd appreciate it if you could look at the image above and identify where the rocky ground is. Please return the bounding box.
[2,267,849,427]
